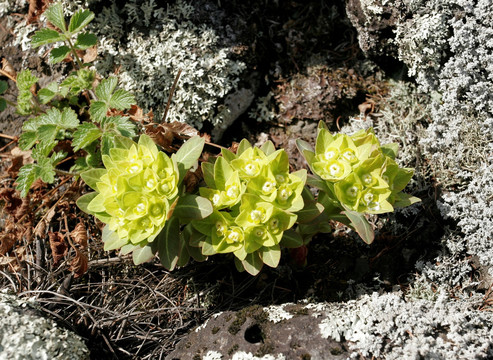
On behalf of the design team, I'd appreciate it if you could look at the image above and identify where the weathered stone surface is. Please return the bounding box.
[167,292,493,360]
[0,290,90,360]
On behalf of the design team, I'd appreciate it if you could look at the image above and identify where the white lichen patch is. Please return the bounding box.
[0,290,90,360]
[232,352,286,360]
[264,303,294,323]
[203,350,223,360]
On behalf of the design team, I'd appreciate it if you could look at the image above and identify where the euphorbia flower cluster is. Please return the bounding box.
[80,135,179,252]
[191,140,306,274]
[311,126,414,214]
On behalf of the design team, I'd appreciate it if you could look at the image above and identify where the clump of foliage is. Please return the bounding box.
[190,140,306,275]
[1,2,420,277]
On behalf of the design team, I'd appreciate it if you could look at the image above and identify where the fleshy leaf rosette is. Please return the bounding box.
[297,122,420,244]
[191,140,306,275]
[77,135,179,263]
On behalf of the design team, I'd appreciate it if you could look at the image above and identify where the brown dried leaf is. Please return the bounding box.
[1,58,16,80]
[15,196,31,221]
[145,124,175,152]
[82,46,98,63]
[70,222,88,250]
[229,141,239,154]
[0,188,23,217]
[8,147,33,177]
[0,229,17,255]
[48,231,67,267]
[128,104,154,124]
[162,121,199,139]
[34,207,55,238]
[27,0,50,24]
[0,256,16,267]
[69,248,88,278]
[183,166,203,193]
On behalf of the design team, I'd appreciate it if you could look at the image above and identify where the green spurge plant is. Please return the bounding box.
[189,140,306,275]
[297,121,420,244]
[77,134,212,265]
[1,2,421,276]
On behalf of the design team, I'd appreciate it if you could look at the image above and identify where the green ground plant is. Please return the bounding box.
[2,2,419,276]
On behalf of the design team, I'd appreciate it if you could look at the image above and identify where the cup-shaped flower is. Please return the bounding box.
[79,135,179,251]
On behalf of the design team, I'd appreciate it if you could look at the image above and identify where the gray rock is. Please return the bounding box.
[167,292,493,359]
[0,290,90,360]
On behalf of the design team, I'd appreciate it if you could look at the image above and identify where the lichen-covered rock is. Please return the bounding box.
[0,290,90,360]
[167,293,493,359]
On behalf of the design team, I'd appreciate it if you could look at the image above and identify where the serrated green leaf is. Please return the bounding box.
[0,80,8,94]
[18,131,37,150]
[72,122,102,151]
[89,101,108,122]
[45,2,66,32]
[37,124,58,144]
[68,9,94,34]
[109,89,135,110]
[174,136,205,180]
[101,133,114,156]
[50,151,66,166]
[37,88,56,104]
[342,207,374,244]
[80,168,107,190]
[109,116,136,137]
[76,192,97,213]
[173,194,213,221]
[49,46,71,63]
[16,164,37,197]
[73,32,97,50]
[16,70,38,92]
[0,98,6,112]
[95,77,117,102]
[37,156,55,183]
[31,28,63,48]
[59,107,79,129]
[260,245,281,268]
[157,217,181,271]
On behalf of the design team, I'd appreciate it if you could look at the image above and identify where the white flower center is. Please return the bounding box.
[146,179,155,189]
[262,181,275,193]
[363,192,374,204]
[135,203,146,214]
[362,174,372,185]
[227,230,240,243]
[324,150,337,160]
[368,201,380,211]
[275,174,286,184]
[250,209,265,223]
[245,163,257,175]
[342,150,356,162]
[212,194,221,205]
[329,163,341,176]
[226,185,238,198]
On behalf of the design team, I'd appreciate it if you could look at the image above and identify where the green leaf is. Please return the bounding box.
[236,138,251,156]
[37,156,55,183]
[109,89,135,110]
[381,143,399,160]
[393,193,421,208]
[174,136,205,180]
[0,80,7,94]
[241,252,263,276]
[221,148,236,162]
[80,168,107,190]
[15,164,37,197]
[157,216,181,271]
[102,225,128,251]
[95,77,117,102]
[45,2,66,32]
[59,107,79,129]
[76,192,98,213]
[0,98,6,112]
[16,70,38,92]
[72,122,102,151]
[296,199,325,223]
[261,245,281,268]
[107,116,136,137]
[68,9,94,34]
[280,229,303,248]
[306,174,331,193]
[37,124,58,144]
[132,244,155,265]
[342,208,374,244]
[31,28,63,48]
[89,101,108,122]
[50,151,66,166]
[201,161,215,188]
[49,46,71,63]
[173,194,213,221]
[38,88,56,104]
[73,32,97,50]
[260,140,276,155]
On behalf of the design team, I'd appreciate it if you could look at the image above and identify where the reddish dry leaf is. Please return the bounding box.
[48,231,67,267]
[15,196,31,221]
[27,0,51,24]
[34,207,55,238]
[1,58,16,81]
[145,124,175,152]
[128,104,154,124]
[70,222,88,250]
[69,248,88,278]
[229,141,239,154]
[0,223,17,255]
[0,188,23,217]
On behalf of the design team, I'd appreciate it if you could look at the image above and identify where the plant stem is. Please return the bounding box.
[66,38,85,69]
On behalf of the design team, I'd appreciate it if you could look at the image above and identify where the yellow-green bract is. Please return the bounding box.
[77,135,178,255]
[308,125,417,214]
[191,140,306,275]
